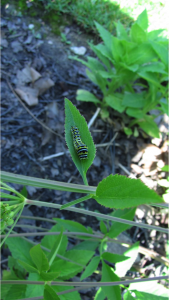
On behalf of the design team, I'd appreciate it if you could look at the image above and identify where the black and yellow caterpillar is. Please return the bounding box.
[71,126,88,160]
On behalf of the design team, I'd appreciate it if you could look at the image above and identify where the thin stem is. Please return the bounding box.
[1,276,168,287]
[25,199,168,233]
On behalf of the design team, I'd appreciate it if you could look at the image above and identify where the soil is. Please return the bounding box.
[1,3,168,299]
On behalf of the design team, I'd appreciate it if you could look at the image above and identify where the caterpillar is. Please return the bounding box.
[71,126,88,160]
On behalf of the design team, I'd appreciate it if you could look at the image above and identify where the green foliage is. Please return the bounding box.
[74,10,168,138]
[1,99,167,299]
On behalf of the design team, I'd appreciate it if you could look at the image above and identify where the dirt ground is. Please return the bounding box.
[1,3,168,298]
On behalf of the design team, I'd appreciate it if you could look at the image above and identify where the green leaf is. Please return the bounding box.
[122,93,146,108]
[18,259,38,273]
[129,279,169,297]
[76,89,100,103]
[123,290,135,300]
[100,220,107,234]
[1,283,27,300]
[126,43,156,65]
[161,165,169,172]
[115,242,139,277]
[65,98,96,183]
[80,256,100,281]
[133,290,168,300]
[52,285,81,300]
[138,62,167,74]
[25,273,44,298]
[72,240,99,251]
[54,218,91,234]
[159,98,168,114]
[30,244,49,272]
[94,287,105,300]
[40,271,59,281]
[5,237,33,265]
[137,71,160,87]
[101,261,121,300]
[89,43,111,70]
[108,208,136,238]
[130,23,147,44]
[47,227,63,267]
[115,21,129,41]
[94,21,113,55]
[148,29,166,41]
[126,108,144,119]
[41,224,68,256]
[150,41,168,67]
[136,9,148,31]
[105,93,126,113]
[102,252,130,263]
[137,115,160,138]
[95,174,164,209]
[44,285,61,300]
[0,193,21,201]
[124,127,133,136]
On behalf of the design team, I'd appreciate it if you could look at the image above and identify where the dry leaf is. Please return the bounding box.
[15,86,39,106]
[34,77,54,95]
[16,66,41,86]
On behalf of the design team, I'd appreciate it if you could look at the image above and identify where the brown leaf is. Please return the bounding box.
[15,86,39,106]
[34,77,54,95]
[16,66,41,86]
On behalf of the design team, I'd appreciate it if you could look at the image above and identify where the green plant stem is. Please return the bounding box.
[1,276,168,287]
[25,199,168,233]
[1,171,95,194]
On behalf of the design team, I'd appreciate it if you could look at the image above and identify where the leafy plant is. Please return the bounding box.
[1,99,168,300]
[73,9,168,138]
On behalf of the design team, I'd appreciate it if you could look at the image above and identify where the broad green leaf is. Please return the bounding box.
[50,259,83,280]
[94,21,113,54]
[25,273,44,298]
[30,244,49,272]
[137,115,160,138]
[41,224,68,256]
[126,108,144,119]
[119,62,139,72]
[54,218,91,234]
[115,242,139,277]
[8,256,26,277]
[137,71,160,87]
[76,89,100,103]
[52,285,81,300]
[133,290,168,300]
[129,280,169,297]
[108,208,136,238]
[101,261,121,300]
[130,23,147,44]
[47,228,63,267]
[138,62,167,74]
[40,271,60,281]
[161,165,169,172]
[65,98,96,183]
[136,9,148,31]
[44,285,61,300]
[122,92,146,108]
[115,21,129,41]
[100,220,107,234]
[5,237,33,265]
[72,240,99,251]
[111,36,125,62]
[87,56,107,72]
[150,41,168,67]
[148,29,166,41]
[94,287,105,300]
[102,252,130,263]
[126,43,156,65]
[64,249,94,266]
[95,174,164,209]
[80,256,100,280]
[1,283,27,300]
[89,43,111,70]
[105,93,126,113]
[18,259,38,273]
